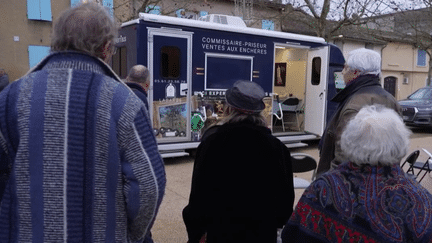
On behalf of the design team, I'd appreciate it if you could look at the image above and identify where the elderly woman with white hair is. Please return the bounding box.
[318,48,401,176]
[282,105,432,242]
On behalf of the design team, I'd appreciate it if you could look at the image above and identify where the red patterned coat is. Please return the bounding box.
[283,162,432,243]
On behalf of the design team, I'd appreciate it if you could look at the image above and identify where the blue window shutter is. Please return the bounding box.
[40,0,52,21]
[146,5,161,15]
[27,0,41,20]
[176,9,185,18]
[27,0,51,21]
[102,0,114,17]
[28,46,51,68]
[71,0,80,7]
[262,20,274,31]
[418,50,427,66]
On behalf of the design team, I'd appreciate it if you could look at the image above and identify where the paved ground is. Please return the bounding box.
[151,126,432,243]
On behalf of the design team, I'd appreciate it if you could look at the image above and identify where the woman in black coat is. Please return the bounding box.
[183,80,295,243]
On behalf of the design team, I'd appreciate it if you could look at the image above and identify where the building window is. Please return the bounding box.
[27,0,52,21]
[176,9,185,18]
[262,20,274,30]
[175,9,197,19]
[71,0,80,7]
[28,45,50,68]
[418,49,427,67]
[199,11,208,18]
[161,46,180,79]
[102,0,114,17]
[146,5,161,15]
[71,0,113,17]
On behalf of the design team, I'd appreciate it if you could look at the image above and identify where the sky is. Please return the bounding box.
[280,0,426,20]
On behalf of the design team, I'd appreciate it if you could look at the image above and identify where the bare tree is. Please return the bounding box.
[252,0,392,41]
[114,0,215,23]
[364,0,432,85]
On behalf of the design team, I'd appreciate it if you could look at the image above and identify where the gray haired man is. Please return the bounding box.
[126,65,150,109]
[317,48,401,177]
[0,2,165,242]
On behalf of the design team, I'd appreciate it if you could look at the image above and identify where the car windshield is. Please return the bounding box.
[409,88,432,100]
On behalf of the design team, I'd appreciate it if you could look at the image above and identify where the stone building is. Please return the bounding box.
[0,0,113,82]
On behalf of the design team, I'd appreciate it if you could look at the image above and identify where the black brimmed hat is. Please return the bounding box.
[225,80,265,113]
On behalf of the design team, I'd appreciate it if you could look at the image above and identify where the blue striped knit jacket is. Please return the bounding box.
[0,52,166,242]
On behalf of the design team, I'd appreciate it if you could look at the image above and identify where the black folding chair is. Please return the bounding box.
[282,98,302,131]
[291,153,317,189]
[408,148,432,182]
[403,150,420,177]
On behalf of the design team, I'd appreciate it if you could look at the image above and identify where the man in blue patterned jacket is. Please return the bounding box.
[0,2,165,242]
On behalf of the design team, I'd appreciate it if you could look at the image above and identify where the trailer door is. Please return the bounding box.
[148,28,193,143]
[304,46,329,136]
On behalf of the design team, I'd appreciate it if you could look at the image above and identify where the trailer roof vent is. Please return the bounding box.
[198,14,246,27]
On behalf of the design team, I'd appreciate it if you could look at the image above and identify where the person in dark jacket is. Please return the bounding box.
[283,105,432,242]
[0,69,9,92]
[317,48,401,177]
[183,80,295,243]
[126,65,150,109]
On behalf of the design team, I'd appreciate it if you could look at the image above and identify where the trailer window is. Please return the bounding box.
[312,57,321,85]
[205,54,252,90]
[161,46,180,78]
[112,46,127,79]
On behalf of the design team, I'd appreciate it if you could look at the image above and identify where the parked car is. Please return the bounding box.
[399,86,432,127]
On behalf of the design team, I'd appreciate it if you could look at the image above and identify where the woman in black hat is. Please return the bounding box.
[182,80,295,243]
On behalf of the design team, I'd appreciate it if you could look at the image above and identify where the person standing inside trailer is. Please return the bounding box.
[0,3,165,242]
[317,48,401,177]
[183,80,295,243]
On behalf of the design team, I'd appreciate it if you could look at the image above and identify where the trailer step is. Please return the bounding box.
[161,151,190,159]
[276,134,318,143]
[285,142,308,148]
[158,142,200,151]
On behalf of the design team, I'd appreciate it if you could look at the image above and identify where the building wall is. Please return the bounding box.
[114,0,282,31]
[0,1,72,82]
[331,39,429,100]
[382,42,429,100]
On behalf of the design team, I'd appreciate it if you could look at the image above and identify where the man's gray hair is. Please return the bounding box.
[127,65,150,84]
[346,48,381,76]
[341,105,411,166]
[51,2,118,59]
